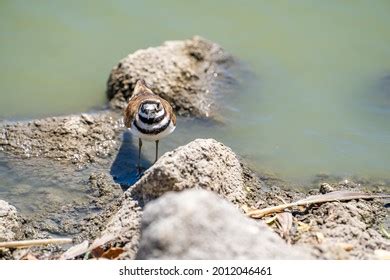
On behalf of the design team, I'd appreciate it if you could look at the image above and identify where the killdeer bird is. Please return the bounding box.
[124,79,176,168]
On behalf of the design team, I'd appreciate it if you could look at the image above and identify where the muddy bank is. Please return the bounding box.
[70,139,389,260]
[0,109,127,259]
[0,111,122,168]
[0,135,389,260]
[0,105,389,260]
[258,181,390,260]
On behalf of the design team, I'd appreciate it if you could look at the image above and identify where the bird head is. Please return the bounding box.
[140,101,163,119]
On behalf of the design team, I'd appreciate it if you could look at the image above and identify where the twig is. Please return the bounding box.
[60,240,89,260]
[275,195,288,205]
[247,191,390,219]
[0,238,73,249]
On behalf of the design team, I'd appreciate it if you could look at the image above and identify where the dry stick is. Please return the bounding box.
[247,191,390,219]
[0,238,73,249]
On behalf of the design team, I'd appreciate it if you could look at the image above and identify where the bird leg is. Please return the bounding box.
[154,140,159,163]
[138,138,142,169]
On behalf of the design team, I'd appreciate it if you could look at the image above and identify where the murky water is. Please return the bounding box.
[0,155,89,214]
[1,0,390,186]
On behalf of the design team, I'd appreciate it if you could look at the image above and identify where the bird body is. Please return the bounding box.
[124,79,176,165]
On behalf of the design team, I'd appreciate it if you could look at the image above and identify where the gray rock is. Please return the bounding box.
[107,36,240,119]
[88,193,142,259]
[0,111,121,166]
[319,183,334,194]
[132,138,256,204]
[0,200,21,242]
[89,138,265,259]
[136,189,310,259]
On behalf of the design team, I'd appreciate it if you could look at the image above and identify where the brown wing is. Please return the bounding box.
[160,97,176,125]
[124,95,142,128]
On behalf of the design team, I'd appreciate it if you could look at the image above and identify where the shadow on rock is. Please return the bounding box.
[110,131,150,190]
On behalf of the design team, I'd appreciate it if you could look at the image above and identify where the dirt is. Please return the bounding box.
[247,177,390,259]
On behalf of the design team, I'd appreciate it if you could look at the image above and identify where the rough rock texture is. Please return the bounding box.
[136,189,310,259]
[107,36,239,118]
[291,181,390,260]
[131,138,262,204]
[87,172,123,209]
[89,193,142,260]
[252,179,390,260]
[0,200,21,242]
[85,138,266,260]
[295,201,389,259]
[1,133,388,260]
[0,111,122,167]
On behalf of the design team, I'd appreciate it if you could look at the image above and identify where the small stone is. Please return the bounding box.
[81,114,94,125]
[319,183,334,194]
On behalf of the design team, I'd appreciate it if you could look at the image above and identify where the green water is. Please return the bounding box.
[1,0,390,183]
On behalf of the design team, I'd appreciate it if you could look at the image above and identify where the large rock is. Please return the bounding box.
[131,138,262,204]
[136,189,310,259]
[107,36,240,119]
[90,138,265,259]
[0,111,121,166]
[0,200,21,242]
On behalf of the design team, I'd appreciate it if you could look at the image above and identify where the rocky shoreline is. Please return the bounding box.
[0,37,389,260]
